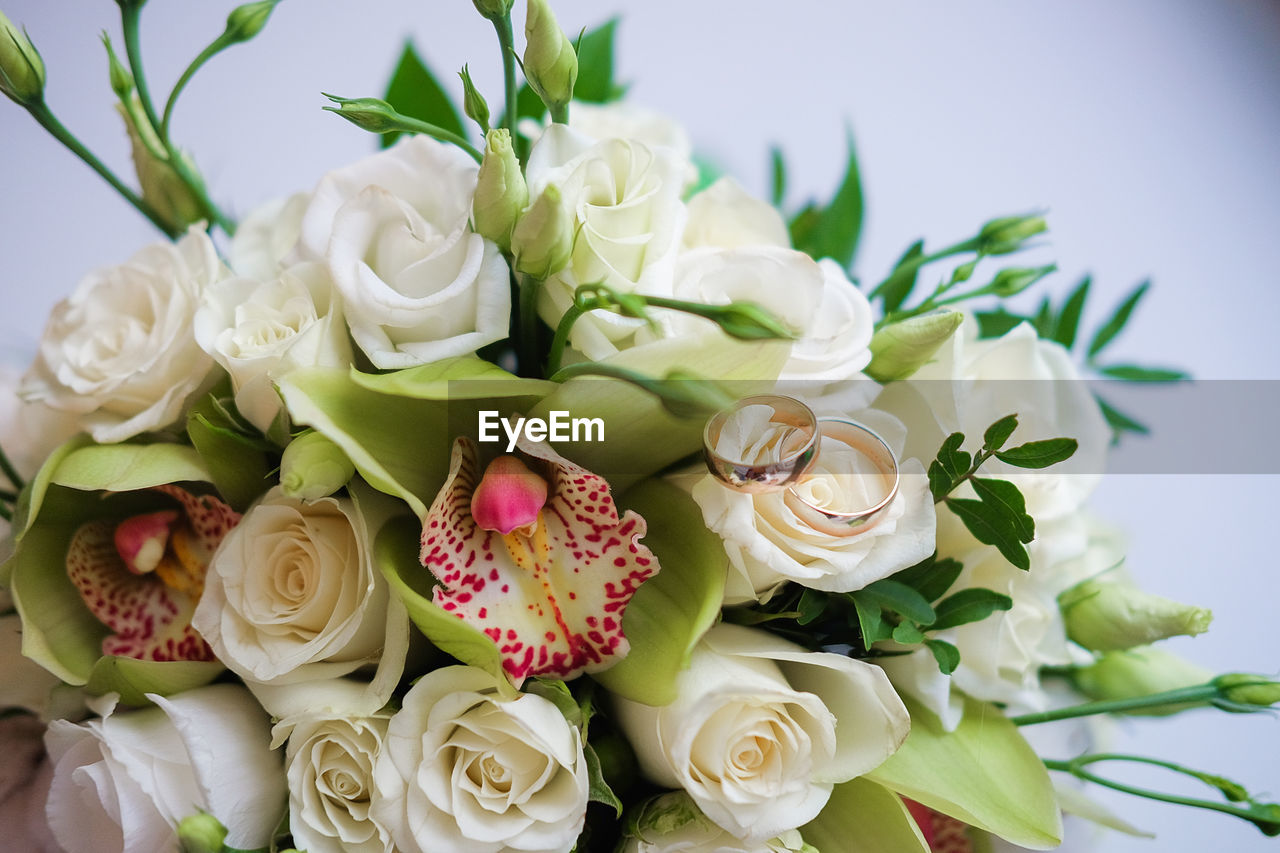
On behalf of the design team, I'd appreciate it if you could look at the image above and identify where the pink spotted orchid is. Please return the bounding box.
[66,485,240,662]
[420,437,659,685]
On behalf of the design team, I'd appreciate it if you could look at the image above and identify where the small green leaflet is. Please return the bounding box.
[584,743,624,816]
[890,555,965,603]
[572,19,624,103]
[994,437,1078,469]
[770,146,787,208]
[969,477,1034,542]
[797,587,828,626]
[974,308,1027,338]
[381,42,466,148]
[788,129,864,269]
[877,240,925,314]
[925,639,961,675]
[930,588,1014,631]
[927,432,972,501]
[1097,364,1189,382]
[1052,275,1091,349]
[982,414,1019,451]
[946,498,1032,571]
[852,593,893,646]
[856,579,937,626]
[1088,280,1150,359]
[1095,392,1150,439]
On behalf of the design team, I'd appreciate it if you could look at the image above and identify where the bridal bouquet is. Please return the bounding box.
[1,2,1276,851]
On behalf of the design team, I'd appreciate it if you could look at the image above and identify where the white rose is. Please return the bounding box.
[192,487,408,702]
[194,262,352,432]
[613,623,909,842]
[874,317,1109,520]
[43,685,286,853]
[19,230,220,443]
[692,407,935,603]
[0,364,80,549]
[371,665,588,853]
[568,101,694,160]
[683,178,791,251]
[229,191,312,280]
[622,791,816,853]
[527,124,688,359]
[301,136,511,368]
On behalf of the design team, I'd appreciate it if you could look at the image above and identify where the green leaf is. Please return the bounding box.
[982,415,1019,451]
[788,203,820,254]
[851,592,892,647]
[1051,276,1090,349]
[374,514,511,688]
[1087,280,1149,359]
[187,413,272,512]
[1097,364,1188,382]
[893,622,926,645]
[969,477,1034,542]
[803,777,929,852]
[930,588,1014,631]
[858,579,936,625]
[348,356,556,401]
[584,742,624,816]
[876,240,925,314]
[51,443,211,493]
[868,696,1063,849]
[688,154,724,198]
[791,129,864,268]
[381,41,466,149]
[1094,393,1150,439]
[572,19,620,103]
[592,481,726,705]
[994,438,1078,469]
[925,638,961,675]
[85,656,224,707]
[929,432,971,500]
[945,498,1030,571]
[514,81,546,125]
[974,308,1028,339]
[1031,296,1054,339]
[892,556,964,602]
[769,146,787,208]
[797,588,828,626]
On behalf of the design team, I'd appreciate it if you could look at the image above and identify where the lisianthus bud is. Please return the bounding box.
[224,0,280,45]
[1214,674,1280,708]
[0,11,45,106]
[473,128,527,252]
[459,64,490,131]
[978,213,1047,254]
[176,812,228,853]
[512,183,573,278]
[1060,578,1212,652]
[101,34,133,99]
[706,301,795,341]
[280,430,355,501]
[1074,647,1214,715]
[471,455,549,535]
[322,94,399,133]
[989,264,1056,298]
[865,309,964,382]
[622,791,817,853]
[116,98,205,231]
[523,0,577,116]
[472,0,514,19]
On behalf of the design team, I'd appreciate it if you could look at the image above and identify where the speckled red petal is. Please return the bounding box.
[153,483,241,560]
[420,438,660,685]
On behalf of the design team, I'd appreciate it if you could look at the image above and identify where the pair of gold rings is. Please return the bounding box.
[702,395,900,537]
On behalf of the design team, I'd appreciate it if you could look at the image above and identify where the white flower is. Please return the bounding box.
[192,487,408,703]
[874,317,1109,520]
[19,230,220,443]
[567,101,694,162]
[613,623,909,842]
[194,262,352,432]
[622,791,815,853]
[272,684,393,853]
[42,685,285,853]
[692,407,935,603]
[371,665,588,853]
[301,136,511,368]
[527,124,688,359]
[682,178,790,251]
[229,191,312,280]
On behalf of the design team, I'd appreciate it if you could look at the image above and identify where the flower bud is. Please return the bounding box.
[471,455,548,535]
[989,264,1055,298]
[623,791,816,853]
[0,11,45,106]
[706,302,795,341]
[978,213,1047,254]
[1214,674,1280,708]
[511,183,573,278]
[322,94,400,133]
[473,128,527,252]
[176,812,228,853]
[459,64,490,131]
[472,0,514,19]
[280,430,355,501]
[1074,647,1214,715]
[523,0,577,116]
[1060,578,1212,652]
[865,309,964,382]
[101,34,133,99]
[116,99,205,231]
[224,0,280,45]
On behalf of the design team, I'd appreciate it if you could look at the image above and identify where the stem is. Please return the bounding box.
[0,441,26,492]
[1010,684,1221,726]
[545,302,589,376]
[493,14,518,144]
[870,236,982,299]
[550,102,569,124]
[934,449,996,504]
[393,116,483,162]
[160,37,226,139]
[25,102,178,237]
[518,275,543,377]
[0,503,11,522]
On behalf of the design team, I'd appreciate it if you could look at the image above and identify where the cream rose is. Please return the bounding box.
[613,623,909,842]
[371,665,588,853]
[43,685,286,853]
[192,487,408,702]
[622,791,817,853]
[526,124,688,359]
[682,178,791,251]
[193,262,352,432]
[301,136,511,368]
[692,406,935,603]
[19,230,220,443]
[229,191,312,280]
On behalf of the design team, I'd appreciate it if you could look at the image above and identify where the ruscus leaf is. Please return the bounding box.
[994,438,1078,469]
[982,414,1019,451]
[1052,275,1091,349]
[1097,364,1189,382]
[1087,280,1149,359]
[945,498,1031,570]
[970,477,1034,543]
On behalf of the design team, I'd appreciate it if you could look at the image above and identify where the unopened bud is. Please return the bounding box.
[224,0,280,45]
[101,34,133,99]
[511,183,573,279]
[459,64,490,131]
[176,812,228,853]
[1061,577,1212,652]
[472,0,514,19]
[0,11,45,106]
[523,0,577,116]
[1074,647,1214,715]
[473,128,527,252]
[117,99,205,231]
[979,213,1047,254]
[280,430,355,501]
[989,264,1055,298]
[1214,674,1280,708]
[322,94,399,133]
[704,302,795,341]
[865,309,963,382]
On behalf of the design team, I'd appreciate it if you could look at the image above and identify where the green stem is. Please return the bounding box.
[546,302,588,377]
[550,102,569,124]
[24,101,178,237]
[934,449,995,504]
[518,275,544,377]
[395,116,483,162]
[870,236,982,299]
[493,14,519,145]
[0,503,11,522]
[160,37,226,139]
[1010,684,1221,725]
[0,440,26,492]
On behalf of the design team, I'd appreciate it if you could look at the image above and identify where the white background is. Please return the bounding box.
[3,1,1279,850]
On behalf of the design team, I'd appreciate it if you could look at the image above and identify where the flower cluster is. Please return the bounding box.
[0,1,1273,852]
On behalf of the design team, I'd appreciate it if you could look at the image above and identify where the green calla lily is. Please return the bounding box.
[803,776,929,852]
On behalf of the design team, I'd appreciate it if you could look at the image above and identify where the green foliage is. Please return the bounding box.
[786,130,864,269]
[381,42,466,148]
[572,19,625,103]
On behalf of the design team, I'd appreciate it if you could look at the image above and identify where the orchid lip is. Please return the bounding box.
[470,455,550,536]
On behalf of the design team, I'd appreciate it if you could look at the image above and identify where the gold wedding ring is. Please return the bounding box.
[783,418,900,537]
[702,395,820,493]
